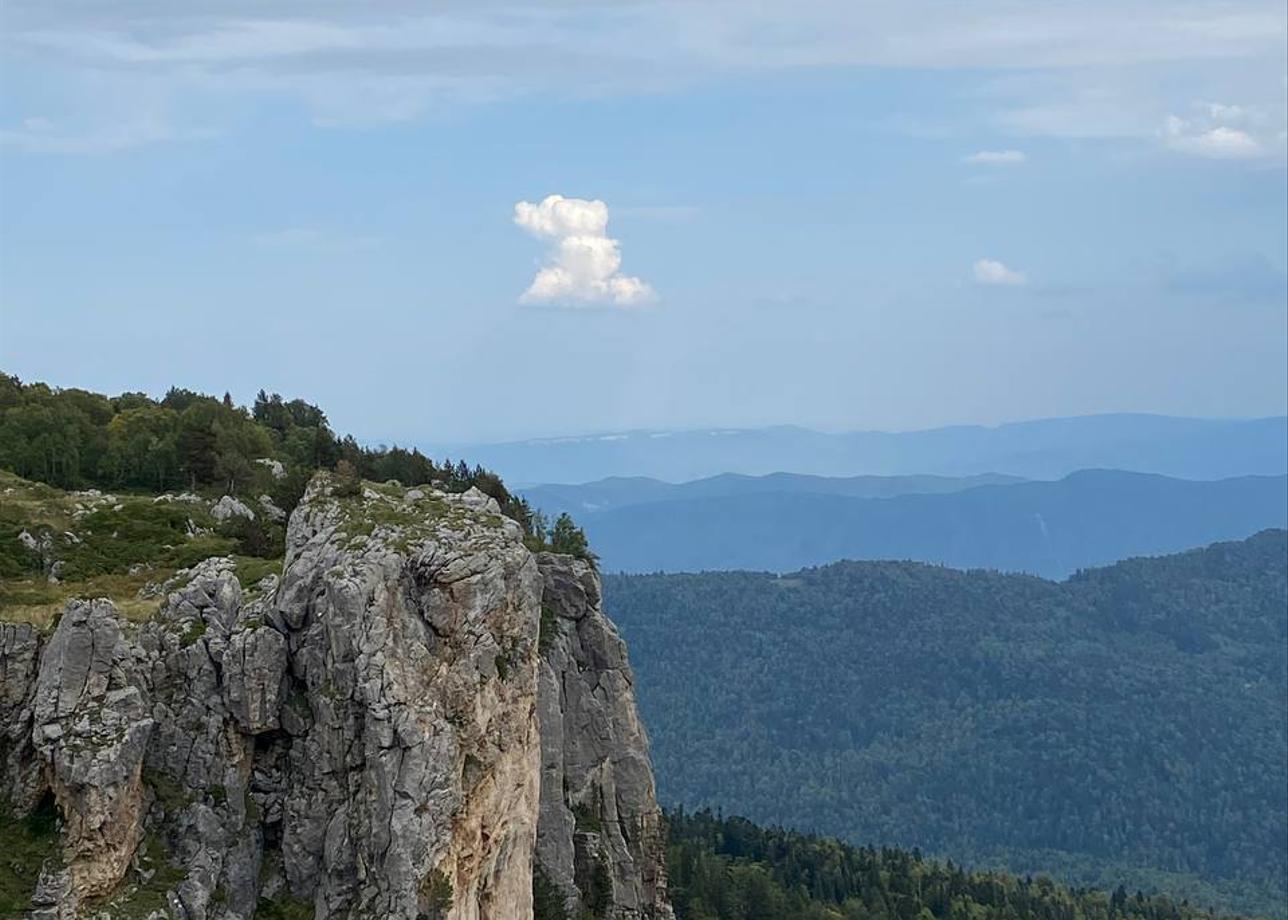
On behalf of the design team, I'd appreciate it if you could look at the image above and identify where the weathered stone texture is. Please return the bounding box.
[0,475,672,920]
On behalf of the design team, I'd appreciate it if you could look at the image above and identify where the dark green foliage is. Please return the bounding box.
[86,835,188,919]
[549,513,599,567]
[573,801,604,834]
[533,864,571,920]
[255,895,314,920]
[421,868,453,918]
[586,855,614,918]
[331,459,362,498]
[145,768,193,815]
[0,521,42,578]
[52,502,236,582]
[0,373,555,546]
[604,532,1288,918]
[539,603,561,652]
[218,515,286,559]
[0,794,61,916]
[666,809,1249,920]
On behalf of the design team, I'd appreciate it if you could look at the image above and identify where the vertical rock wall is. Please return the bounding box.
[534,554,672,920]
[0,479,673,920]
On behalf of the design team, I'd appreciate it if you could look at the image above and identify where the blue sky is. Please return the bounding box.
[1,1,1285,445]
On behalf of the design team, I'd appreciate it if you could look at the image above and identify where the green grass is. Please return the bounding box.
[87,835,186,919]
[0,472,293,629]
[0,470,502,634]
[179,617,208,648]
[420,868,453,918]
[144,769,192,817]
[234,555,282,588]
[325,473,506,558]
[572,802,603,834]
[256,894,315,920]
[0,795,61,917]
[538,603,561,653]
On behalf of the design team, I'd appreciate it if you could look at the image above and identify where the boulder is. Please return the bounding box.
[212,495,256,523]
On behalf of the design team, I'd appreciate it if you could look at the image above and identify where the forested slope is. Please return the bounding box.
[663,810,1254,920]
[604,533,1288,917]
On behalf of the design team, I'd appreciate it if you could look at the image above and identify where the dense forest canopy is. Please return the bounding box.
[661,810,1249,920]
[603,532,1288,918]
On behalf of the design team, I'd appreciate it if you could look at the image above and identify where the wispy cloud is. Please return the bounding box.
[1157,251,1288,300]
[1,1,1283,146]
[514,195,655,307]
[965,149,1027,165]
[978,64,1287,159]
[973,258,1027,285]
[1162,102,1280,159]
[0,114,176,154]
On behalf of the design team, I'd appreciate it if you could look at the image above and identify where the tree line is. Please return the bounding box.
[602,532,1288,918]
[0,374,594,562]
[664,809,1245,920]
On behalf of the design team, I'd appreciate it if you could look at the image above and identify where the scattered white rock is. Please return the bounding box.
[256,458,287,480]
[211,495,256,523]
[18,529,39,552]
[153,491,205,505]
[449,486,502,516]
[257,495,286,523]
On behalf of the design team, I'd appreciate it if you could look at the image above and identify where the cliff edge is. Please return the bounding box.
[0,474,670,920]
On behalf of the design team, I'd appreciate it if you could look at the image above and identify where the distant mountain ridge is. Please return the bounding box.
[563,469,1288,578]
[521,471,1024,517]
[435,414,1288,485]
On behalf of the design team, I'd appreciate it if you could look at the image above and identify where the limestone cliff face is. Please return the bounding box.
[534,554,672,920]
[0,477,671,920]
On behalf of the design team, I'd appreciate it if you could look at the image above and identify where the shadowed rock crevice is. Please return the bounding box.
[0,477,672,920]
[533,553,672,920]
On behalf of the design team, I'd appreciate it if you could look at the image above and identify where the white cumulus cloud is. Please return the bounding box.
[514,194,654,307]
[965,149,1027,165]
[973,258,1027,285]
[1162,102,1274,159]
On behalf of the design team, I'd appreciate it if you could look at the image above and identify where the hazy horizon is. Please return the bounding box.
[3,1,1285,444]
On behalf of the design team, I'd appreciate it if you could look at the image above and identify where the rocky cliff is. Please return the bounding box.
[0,475,670,920]
[533,555,671,920]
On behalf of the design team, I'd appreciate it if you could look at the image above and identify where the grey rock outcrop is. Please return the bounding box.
[31,599,155,901]
[534,554,672,920]
[211,496,256,523]
[256,495,287,523]
[1,621,43,809]
[0,475,672,920]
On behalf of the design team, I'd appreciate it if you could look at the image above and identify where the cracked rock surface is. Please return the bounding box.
[0,476,672,920]
[534,553,673,920]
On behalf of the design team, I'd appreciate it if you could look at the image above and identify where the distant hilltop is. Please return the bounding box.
[527,469,1288,578]
[428,414,1288,485]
